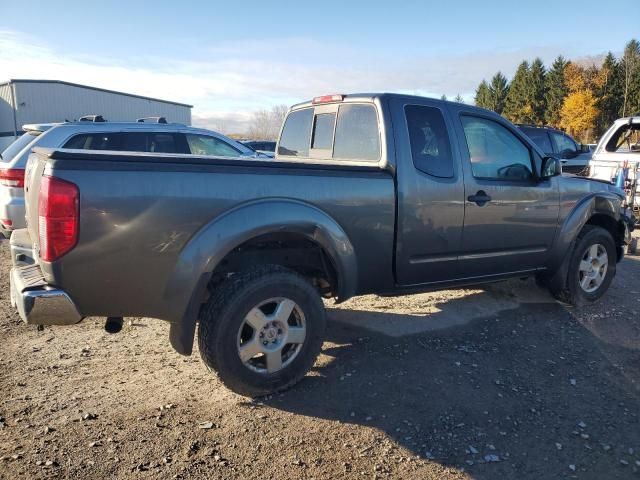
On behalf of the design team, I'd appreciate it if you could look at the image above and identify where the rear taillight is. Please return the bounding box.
[38,175,79,262]
[0,168,25,188]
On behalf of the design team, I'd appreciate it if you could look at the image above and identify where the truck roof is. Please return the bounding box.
[289,92,497,117]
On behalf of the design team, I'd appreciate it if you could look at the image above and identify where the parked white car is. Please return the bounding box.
[589,116,640,222]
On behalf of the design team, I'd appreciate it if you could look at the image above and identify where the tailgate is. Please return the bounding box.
[24,149,49,255]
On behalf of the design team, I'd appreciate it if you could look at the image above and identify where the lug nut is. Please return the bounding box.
[263,341,268,346]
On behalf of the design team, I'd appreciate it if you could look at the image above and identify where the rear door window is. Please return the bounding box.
[333,104,380,161]
[120,132,188,154]
[63,133,123,150]
[278,108,313,157]
[405,105,454,177]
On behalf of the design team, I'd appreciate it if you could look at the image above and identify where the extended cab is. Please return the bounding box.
[10,94,633,396]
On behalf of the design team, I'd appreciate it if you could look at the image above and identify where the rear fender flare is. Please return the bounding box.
[166,198,357,354]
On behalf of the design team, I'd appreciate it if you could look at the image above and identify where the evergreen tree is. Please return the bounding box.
[440,94,448,101]
[529,58,547,125]
[474,80,491,108]
[488,72,509,114]
[454,94,464,104]
[504,61,533,123]
[621,39,640,116]
[595,52,623,132]
[544,56,568,126]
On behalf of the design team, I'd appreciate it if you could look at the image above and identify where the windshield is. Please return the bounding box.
[1,132,40,162]
[605,123,640,153]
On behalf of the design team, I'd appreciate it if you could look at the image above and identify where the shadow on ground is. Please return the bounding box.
[260,260,640,479]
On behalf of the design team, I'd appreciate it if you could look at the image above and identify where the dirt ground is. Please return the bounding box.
[1,239,639,480]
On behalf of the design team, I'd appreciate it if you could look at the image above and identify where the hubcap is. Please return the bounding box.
[237,297,306,374]
[578,243,608,293]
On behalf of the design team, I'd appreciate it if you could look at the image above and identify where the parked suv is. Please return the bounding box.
[516,124,592,175]
[0,116,262,237]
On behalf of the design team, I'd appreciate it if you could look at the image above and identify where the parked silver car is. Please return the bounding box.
[0,117,263,237]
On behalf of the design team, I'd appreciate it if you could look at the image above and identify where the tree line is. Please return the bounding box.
[474,39,640,142]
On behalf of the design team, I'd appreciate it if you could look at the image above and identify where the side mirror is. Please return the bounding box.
[541,156,562,179]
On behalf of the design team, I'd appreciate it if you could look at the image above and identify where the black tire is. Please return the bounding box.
[198,265,326,397]
[550,225,617,306]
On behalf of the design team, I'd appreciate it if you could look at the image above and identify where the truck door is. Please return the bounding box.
[391,97,466,285]
[453,111,560,278]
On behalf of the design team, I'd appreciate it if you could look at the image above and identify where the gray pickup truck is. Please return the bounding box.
[9,93,634,396]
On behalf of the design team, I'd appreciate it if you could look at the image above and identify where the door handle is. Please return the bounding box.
[467,190,492,206]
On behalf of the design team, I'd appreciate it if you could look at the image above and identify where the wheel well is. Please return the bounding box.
[208,232,339,298]
[585,213,624,260]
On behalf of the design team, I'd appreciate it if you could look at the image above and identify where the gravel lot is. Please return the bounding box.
[1,238,639,479]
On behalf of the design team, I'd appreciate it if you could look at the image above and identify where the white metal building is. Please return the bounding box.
[0,79,192,150]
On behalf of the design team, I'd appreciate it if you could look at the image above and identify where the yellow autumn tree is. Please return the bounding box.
[564,62,586,92]
[559,90,598,142]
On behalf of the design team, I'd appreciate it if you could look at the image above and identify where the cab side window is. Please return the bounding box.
[461,116,533,181]
[405,105,453,178]
[119,132,188,154]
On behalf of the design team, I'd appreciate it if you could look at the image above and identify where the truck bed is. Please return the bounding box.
[24,147,396,323]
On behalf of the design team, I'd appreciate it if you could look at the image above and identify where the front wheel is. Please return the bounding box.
[550,225,617,306]
[198,265,326,397]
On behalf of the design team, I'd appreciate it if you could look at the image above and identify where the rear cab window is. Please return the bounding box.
[277,102,380,162]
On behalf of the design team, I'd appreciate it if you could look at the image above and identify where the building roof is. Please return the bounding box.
[0,79,193,108]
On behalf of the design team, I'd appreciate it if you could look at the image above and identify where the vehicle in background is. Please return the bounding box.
[589,116,640,222]
[10,94,633,397]
[516,124,592,175]
[0,116,266,237]
[242,140,277,154]
[0,123,58,237]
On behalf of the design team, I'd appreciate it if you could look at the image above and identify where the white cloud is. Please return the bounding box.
[0,30,581,133]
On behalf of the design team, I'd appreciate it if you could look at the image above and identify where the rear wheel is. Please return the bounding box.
[198,265,326,397]
[550,225,616,306]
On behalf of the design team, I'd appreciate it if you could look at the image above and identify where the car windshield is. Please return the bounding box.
[605,123,640,153]
[1,132,40,161]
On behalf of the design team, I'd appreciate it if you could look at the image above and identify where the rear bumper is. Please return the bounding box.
[10,263,83,326]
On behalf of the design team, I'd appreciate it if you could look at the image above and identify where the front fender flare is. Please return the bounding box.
[166,198,357,354]
[545,192,622,287]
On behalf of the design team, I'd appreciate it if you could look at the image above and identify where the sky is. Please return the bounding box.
[0,0,637,133]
